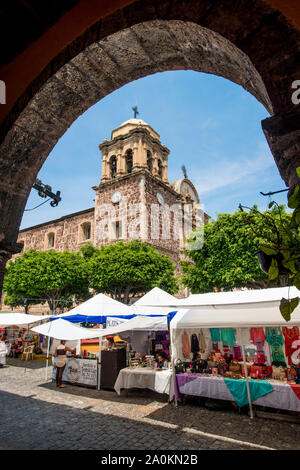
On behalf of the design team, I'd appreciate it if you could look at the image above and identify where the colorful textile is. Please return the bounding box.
[266,334,286,364]
[191,334,200,354]
[182,332,191,358]
[233,346,242,361]
[221,328,236,346]
[265,327,282,337]
[224,378,273,408]
[250,328,265,346]
[199,330,206,353]
[282,327,300,366]
[210,328,220,342]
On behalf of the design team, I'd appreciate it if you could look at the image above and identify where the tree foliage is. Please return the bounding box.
[3,249,89,313]
[181,205,292,294]
[88,240,178,303]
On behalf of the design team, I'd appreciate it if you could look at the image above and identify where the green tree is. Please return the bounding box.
[88,240,178,303]
[3,249,89,314]
[181,205,292,293]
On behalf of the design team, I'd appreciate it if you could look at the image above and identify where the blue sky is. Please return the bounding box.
[20,70,290,229]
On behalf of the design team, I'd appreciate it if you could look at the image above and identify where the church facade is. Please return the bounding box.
[17,118,208,265]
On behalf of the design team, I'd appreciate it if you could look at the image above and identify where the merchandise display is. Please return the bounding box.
[173,325,300,411]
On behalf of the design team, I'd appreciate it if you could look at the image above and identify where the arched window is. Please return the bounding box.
[158,159,163,178]
[147,150,152,172]
[110,155,117,179]
[47,232,55,248]
[81,222,91,241]
[126,149,133,174]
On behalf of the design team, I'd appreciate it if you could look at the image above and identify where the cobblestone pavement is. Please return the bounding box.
[0,359,299,450]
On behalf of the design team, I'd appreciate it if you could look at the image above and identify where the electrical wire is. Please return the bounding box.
[24,198,50,211]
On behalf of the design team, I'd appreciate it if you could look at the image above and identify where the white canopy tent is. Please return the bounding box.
[31,318,104,381]
[0,313,52,327]
[146,286,300,310]
[57,293,132,319]
[30,318,103,340]
[129,287,182,316]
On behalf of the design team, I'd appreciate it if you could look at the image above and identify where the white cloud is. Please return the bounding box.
[194,141,275,194]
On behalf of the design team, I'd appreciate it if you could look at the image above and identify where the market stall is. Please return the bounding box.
[0,313,53,363]
[95,315,173,396]
[31,318,103,384]
[168,290,300,415]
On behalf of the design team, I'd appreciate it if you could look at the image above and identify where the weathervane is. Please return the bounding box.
[132,106,139,119]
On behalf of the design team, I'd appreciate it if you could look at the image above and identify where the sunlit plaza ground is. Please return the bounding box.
[0,358,299,451]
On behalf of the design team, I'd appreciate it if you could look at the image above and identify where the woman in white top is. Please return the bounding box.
[54,340,75,388]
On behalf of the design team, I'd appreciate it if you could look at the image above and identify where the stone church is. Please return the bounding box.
[17,118,208,265]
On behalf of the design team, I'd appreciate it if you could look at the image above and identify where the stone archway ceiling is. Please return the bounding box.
[0,20,272,198]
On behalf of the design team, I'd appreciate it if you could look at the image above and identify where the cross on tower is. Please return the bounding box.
[132,106,139,119]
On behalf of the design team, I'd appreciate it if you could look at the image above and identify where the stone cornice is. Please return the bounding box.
[93,169,182,198]
[99,127,170,155]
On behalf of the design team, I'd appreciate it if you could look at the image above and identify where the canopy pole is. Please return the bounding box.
[45,335,50,381]
[239,328,254,420]
[97,336,102,391]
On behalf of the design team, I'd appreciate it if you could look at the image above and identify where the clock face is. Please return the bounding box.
[111,190,122,204]
[157,192,164,205]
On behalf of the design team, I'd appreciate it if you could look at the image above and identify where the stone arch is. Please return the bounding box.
[0,8,299,289]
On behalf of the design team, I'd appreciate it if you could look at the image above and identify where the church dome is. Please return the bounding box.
[111,117,160,140]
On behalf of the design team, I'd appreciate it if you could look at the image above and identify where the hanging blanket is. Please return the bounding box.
[224,378,273,408]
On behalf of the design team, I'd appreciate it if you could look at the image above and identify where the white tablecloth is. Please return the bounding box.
[114,367,172,396]
[176,375,300,412]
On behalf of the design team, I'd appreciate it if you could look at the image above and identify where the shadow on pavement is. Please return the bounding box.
[39,380,169,406]
[4,357,47,370]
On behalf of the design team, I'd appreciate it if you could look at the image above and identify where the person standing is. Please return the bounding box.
[54,340,75,388]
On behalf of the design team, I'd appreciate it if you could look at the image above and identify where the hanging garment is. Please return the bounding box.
[250,328,265,346]
[199,330,207,353]
[233,345,242,361]
[265,327,282,337]
[253,338,265,364]
[210,328,220,342]
[282,326,300,366]
[221,328,236,346]
[266,334,286,364]
[190,334,200,354]
[182,331,191,358]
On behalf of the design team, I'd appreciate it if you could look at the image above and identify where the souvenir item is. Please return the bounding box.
[229,361,241,373]
[272,365,286,380]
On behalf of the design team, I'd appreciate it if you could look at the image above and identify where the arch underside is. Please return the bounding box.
[0,1,299,276]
